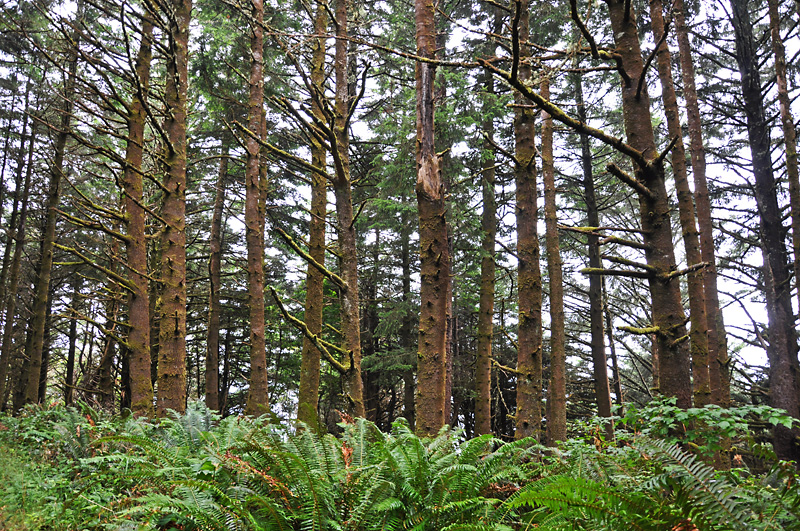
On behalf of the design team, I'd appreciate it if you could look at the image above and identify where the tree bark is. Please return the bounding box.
[730,0,800,461]
[20,7,80,408]
[331,0,364,417]
[123,17,155,417]
[474,67,496,436]
[649,0,711,407]
[514,0,543,441]
[674,0,729,407]
[156,0,191,416]
[205,150,226,413]
[244,0,269,416]
[414,0,450,437]
[768,0,800,344]
[542,76,567,445]
[64,278,80,406]
[575,69,613,437]
[604,0,692,408]
[0,119,34,409]
[298,0,327,429]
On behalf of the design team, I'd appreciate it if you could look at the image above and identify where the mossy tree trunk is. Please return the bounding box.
[156,0,191,416]
[514,0,543,441]
[414,0,450,437]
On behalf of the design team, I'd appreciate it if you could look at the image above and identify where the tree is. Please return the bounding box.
[414,0,450,437]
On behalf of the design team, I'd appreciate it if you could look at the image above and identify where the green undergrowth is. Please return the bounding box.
[0,401,798,530]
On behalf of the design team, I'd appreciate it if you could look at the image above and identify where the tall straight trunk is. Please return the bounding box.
[331,0,364,417]
[542,77,567,445]
[730,0,799,461]
[124,18,155,417]
[474,68,496,436]
[514,0,543,441]
[575,69,613,433]
[39,300,53,402]
[400,206,415,429]
[603,280,623,407]
[604,0,692,408]
[768,0,800,327]
[650,0,711,407]
[244,0,269,416]
[298,0,327,429]
[0,122,34,407]
[414,0,449,437]
[0,87,29,314]
[156,0,191,416]
[64,279,80,406]
[674,0,729,407]
[206,150,226,412]
[21,4,81,407]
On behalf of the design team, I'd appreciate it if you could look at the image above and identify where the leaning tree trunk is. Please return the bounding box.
[414,0,450,437]
[244,0,269,416]
[297,0,327,429]
[20,8,80,408]
[730,0,800,461]
[156,0,191,416]
[767,0,800,339]
[514,0,543,441]
[650,0,711,407]
[123,17,155,417]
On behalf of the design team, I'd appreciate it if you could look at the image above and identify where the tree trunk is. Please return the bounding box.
[575,69,613,436]
[64,278,80,406]
[730,0,800,461]
[244,0,269,416]
[400,206,415,429]
[514,0,543,441]
[649,0,711,407]
[604,0,692,408]
[298,0,327,429]
[414,0,449,437]
[474,66,496,436]
[0,100,34,406]
[768,0,800,345]
[542,76,567,445]
[156,0,191,416]
[206,150,226,413]
[674,0,729,407]
[331,0,364,417]
[123,18,155,417]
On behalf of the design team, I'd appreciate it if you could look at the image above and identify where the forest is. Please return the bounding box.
[1,0,800,528]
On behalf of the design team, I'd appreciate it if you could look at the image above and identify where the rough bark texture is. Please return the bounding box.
[768,0,800,333]
[605,0,692,408]
[400,208,415,430]
[205,151,226,413]
[20,11,80,408]
[474,68,496,437]
[650,0,711,407]
[575,70,613,436]
[298,1,327,429]
[156,0,191,416]
[514,0,543,441]
[124,18,155,417]
[64,279,80,406]
[674,0,729,407]
[244,0,269,416]
[730,0,800,461]
[414,0,449,437]
[542,77,567,445]
[0,115,34,406]
[331,0,364,417]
